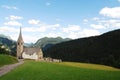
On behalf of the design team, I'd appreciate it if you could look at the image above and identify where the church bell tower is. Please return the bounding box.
[17,27,24,59]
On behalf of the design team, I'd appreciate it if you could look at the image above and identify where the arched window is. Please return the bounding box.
[18,42,19,45]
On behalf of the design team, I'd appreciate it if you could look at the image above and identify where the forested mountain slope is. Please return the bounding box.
[44,29,120,68]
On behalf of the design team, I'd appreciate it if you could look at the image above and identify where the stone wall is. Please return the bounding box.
[42,57,62,62]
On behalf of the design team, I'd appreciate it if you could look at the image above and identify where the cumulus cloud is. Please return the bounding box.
[79,29,100,37]
[83,19,88,22]
[45,33,59,38]
[28,19,40,25]
[97,19,120,29]
[4,21,22,26]
[1,5,18,10]
[62,24,100,39]
[67,32,80,39]
[90,24,106,29]
[118,0,120,2]
[22,35,39,43]
[0,26,18,32]
[92,17,100,21]
[28,19,60,31]
[66,29,100,39]
[47,24,60,30]
[100,7,120,18]
[23,27,46,32]
[22,23,60,33]
[63,25,81,33]
[56,18,62,21]
[46,2,51,6]
[83,19,89,24]
[5,15,23,20]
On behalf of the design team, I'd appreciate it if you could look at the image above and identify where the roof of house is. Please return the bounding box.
[23,47,42,55]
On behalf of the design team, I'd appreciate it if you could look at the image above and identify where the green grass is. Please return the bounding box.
[0,54,18,67]
[58,62,120,71]
[0,61,120,80]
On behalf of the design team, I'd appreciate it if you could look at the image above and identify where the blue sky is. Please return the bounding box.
[0,0,120,43]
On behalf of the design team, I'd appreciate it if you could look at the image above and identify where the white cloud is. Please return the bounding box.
[28,19,60,30]
[114,23,120,27]
[83,19,88,22]
[56,18,62,21]
[90,24,106,29]
[28,19,40,25]
[1,5,18,10]
[79,29,100,37]
[23,27,46,32]
[45,33,59,38]
[83,19,88,24]
[100,7,120,18]
[66,29,100,39]
[92,17,100,20]
[63,25,81,33]
[62,24,100,39]
[22,35,38,43]
[47,24,60,30]
[0,26,18,32]
[4,21,22,26]
[53,24,60,27]
[5,15,23,20]
[23,23,60,33]
[0,26,39,43]
[97,19,120,29]
[118,0,120,2]
[67,32,80,39]
[46,2,51,6]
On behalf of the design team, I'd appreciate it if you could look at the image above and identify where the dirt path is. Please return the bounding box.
[0,60,24,77]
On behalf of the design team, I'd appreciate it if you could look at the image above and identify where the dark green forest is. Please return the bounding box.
[44,29,120,68]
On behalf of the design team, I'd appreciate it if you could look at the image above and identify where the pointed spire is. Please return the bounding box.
[17,27,24,43]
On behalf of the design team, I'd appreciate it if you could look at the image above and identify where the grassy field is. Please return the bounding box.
[0,54,18,67]
[0,61,120,80]
[59,62,120,71]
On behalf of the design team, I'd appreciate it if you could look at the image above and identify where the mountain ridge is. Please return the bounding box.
[33,37,71,49]
[44,29,120,68]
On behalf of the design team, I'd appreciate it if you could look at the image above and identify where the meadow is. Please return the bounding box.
[0,60,120,80]
[0,55,18,67]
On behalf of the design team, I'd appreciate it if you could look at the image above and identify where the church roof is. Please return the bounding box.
[23,47,42,55]
[17,27,24,43]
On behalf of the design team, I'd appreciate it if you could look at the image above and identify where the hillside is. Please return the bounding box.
[0,61,120,80]
[44,29,120,68]
[0,55,18,67]
[33,37,71,51]
[0,35,16,56]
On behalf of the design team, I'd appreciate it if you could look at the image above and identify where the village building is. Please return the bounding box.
[17,27,43,60]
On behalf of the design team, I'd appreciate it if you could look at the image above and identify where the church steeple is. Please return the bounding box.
[17,27,24,59]
[17,27,24,43]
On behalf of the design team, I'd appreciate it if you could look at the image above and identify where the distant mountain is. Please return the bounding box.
[44,29,120,68]
[0,34,11,40]
[24,43,34,47]
[33,37,71,51]
[0,34,16,56]
[0,35,71,56]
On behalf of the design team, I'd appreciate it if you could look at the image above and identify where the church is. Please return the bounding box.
[17,27,43,60]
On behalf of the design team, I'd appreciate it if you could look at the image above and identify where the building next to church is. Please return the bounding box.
[17,27,43,60]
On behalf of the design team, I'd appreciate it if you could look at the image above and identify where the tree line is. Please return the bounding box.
[44,29,120,68]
